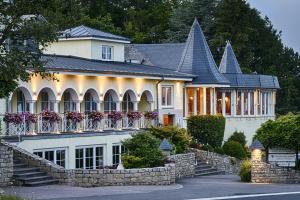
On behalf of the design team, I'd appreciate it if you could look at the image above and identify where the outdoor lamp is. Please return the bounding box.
[250,139,264,150]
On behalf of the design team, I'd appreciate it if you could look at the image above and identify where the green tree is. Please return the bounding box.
[0,0,59,98]
[228,131,247,147]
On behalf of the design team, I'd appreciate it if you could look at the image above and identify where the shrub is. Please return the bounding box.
[122,155,144,169]
[228,131,247,147]
[214,147,225,155]
[122,132,163,168]
[0,195,23,200]
[187,115,225,147]
[223,141,246,159]
[201,144,214,152]
[148,126,191,154]
[239,160,252,182]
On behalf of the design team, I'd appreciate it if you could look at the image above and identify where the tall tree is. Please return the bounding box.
[0,0,58,98]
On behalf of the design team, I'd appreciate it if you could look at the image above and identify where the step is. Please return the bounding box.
[195,165,212,170]
[195,168,218,174]
[13,163,27,168]
[14,167,40,174]
[14,171,46,178]
[23,179,59,187]
[195,170,225,176]
[18,175,52,182]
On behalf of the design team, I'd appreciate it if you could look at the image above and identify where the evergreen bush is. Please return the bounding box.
[239,160,252,182]
[187,115,225,147]
[223,141,246,159]
[228,131,247,147]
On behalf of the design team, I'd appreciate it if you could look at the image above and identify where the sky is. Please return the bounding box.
[247,0,300,53]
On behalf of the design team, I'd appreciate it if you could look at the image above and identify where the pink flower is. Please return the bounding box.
[127,112,142,121]
[144,111,158,120]
[66,111,83,123]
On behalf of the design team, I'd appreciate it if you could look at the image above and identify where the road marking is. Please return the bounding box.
[187,191,300,200]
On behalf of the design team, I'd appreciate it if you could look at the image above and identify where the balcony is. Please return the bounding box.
[0,111,158,136]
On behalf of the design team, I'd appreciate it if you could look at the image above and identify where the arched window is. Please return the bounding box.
[84,93,97,113]
[104,91,116,113]
[41,91,50,111]
[122,92,133,113]
[17,90,27,113]
[63,91,76,112]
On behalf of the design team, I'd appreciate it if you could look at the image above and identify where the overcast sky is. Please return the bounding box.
[247,0,300,53]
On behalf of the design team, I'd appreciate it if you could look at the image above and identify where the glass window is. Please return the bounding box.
[95,147,104,169]
[225,92,231,115]
[187,88,194,116]
[250,92,254,115]
[84,93,97,113]
[41,91,49,111]
[244,92,248,115]
[63,91,76,112]
[161,86,172,107]
[56,150,66,167]
[216,91,222,114]
[104,91,117,113]
[257,91,261,115]
[33,151,43,158]
[206,88,211,115]
[236,92,242,115]
[34,149,66,168]
[122,92,133,113]
[75,148,84,169]
[112,145,125,168]
[45,151,54,162]
[17,90,27,113]
[196,88,204,115]
[85,147,94,169]
[102,45,113,60]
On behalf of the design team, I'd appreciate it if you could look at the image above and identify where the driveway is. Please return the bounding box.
[4,175,300,200]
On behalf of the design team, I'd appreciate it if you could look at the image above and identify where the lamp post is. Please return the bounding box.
[250,139,264,162]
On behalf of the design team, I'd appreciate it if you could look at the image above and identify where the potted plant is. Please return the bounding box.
[3,113,23,125]
[89,111,104,122]
[127,111,142,121]
[41,110,61,123]
[66,111,84,123]
[144,111,158,120]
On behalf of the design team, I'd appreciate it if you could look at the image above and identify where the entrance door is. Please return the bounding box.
[163,114,174,126]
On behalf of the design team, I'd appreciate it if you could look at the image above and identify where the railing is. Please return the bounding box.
[1,112,159,136]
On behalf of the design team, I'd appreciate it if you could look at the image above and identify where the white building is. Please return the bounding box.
[0,19,279,169]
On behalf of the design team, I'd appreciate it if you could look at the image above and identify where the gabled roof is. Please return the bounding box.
[177,18,229,85]
[42,55,195,80]
[219,41,242,74]
[59,25,130,42]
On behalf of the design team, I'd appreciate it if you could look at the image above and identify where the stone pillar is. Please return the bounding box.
[0,143,13,187]
[222,92,226,116]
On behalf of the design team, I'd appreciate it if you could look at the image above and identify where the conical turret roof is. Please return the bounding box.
[177,18,229,85]
[219,41,242,74]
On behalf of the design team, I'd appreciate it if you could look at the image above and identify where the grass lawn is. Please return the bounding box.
[0,195,23,200]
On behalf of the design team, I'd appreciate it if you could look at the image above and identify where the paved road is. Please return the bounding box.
[4,175,300,200]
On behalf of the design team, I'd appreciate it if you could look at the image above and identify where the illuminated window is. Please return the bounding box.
[216,91,222,114]
[63,91,76,112]
[244,92,248,115]
[225,92,231,115]
[187,88,194,116]
[257,91,261,115]
[250,92,254,115]
[122,92,134,113]
[236,92,242,115]
[104,91,117,113]
[206,88,211,115]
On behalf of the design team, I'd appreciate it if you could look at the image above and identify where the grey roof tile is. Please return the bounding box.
[60,25,130,42]
[177,18,229,85]
[219,41,242,74]
[42,55,195,79]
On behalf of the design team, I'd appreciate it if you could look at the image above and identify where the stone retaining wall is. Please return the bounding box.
[0,141,13,187]
[251,160,300,184]
[191,148,241,174]
[169,153,195,179]
[4,141,176,187]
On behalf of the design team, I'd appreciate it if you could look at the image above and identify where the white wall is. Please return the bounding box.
[91,40,125,62]
[224,116,275,145]
[17,133,131,169]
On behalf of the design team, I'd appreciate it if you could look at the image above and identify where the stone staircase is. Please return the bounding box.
[13,159,58,186]
[195,160,225,176]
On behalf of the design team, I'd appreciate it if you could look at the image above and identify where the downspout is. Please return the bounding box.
[156,77,164,126]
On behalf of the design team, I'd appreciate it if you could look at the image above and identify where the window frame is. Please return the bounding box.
[33,148,67,168]
[102,45,113,61]
[112,144,125,168]
[75,145,105,169]
[161,85,174,108]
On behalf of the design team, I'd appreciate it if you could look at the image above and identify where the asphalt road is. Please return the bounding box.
[4,175,300,200]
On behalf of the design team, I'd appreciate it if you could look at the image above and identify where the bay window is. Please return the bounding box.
[225,92,231,115]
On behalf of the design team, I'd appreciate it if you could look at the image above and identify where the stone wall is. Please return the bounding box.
[0,141,13,186]
[252,160,300,184]
[5,141,176,187]
[169,153,195,179]
[191,148,241,174]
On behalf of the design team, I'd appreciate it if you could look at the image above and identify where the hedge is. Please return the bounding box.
[187,115,225,147]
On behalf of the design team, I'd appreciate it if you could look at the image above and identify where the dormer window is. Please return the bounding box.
[102,45,113,61]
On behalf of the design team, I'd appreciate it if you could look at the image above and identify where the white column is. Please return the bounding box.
[203,88,207,115]
[7,100,12,113]
[116,101,121,111]
[254,91,258,116]
[133,101,138,111]
[29,100,36,114]
[232,90,236,116]
[193,89,197,115]
[184,88,188,117]
[210,88,214,115]
[222,92,226,116]
[96,102,101,112]
[54,101,59,113]
[150,101,155,111]
[241,92,244,116]
[213,88,217,115]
